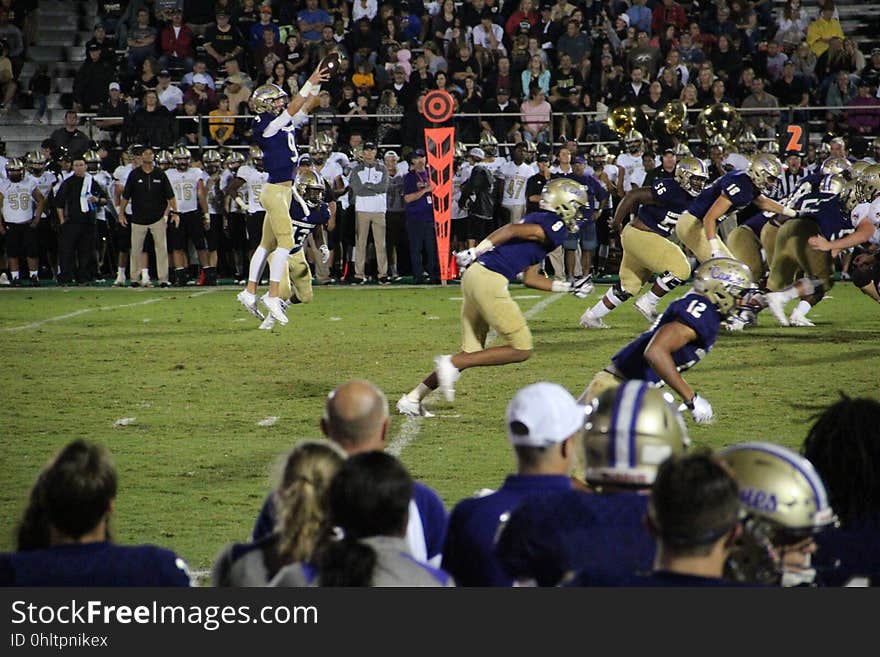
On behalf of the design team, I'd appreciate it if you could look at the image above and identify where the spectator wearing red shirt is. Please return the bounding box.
[159,9,195,74]
[653,0,688,35]
[505,0,539,40]
[182,74,219,114]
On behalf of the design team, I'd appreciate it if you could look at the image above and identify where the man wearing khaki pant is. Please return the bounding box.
[349,142,389,284]
[119,145,177,287]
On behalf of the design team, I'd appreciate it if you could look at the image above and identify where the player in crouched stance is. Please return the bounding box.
[397,178,595,416]
[257,170,330,330]
[579,257,759,425]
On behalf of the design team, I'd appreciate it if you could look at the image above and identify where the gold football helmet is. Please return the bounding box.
[294,169,325,207]
[589,144,609,169]
[250,83,289,115]
[747,153,783,196]
[479,132,498,157]
[674,156,709,196]
[737,129,758,155]
[849,159,870,178]
[860,165,880,203]
[248,144,264,169]
[708,134,728,151]
[453,140,467,161]
[540,178,589,230]
[25,149,47,174]
[202,149,223,174]
[819,172,846,197]
[673,142,692,159]
[155,149,174,170]
[83,149,101,173]
[819,156,849,176]
[225,150,245,171]
[624,129,644,154]
[720,442,837,537]
[5,157,24,181]
[582,381,690,488]
[172,145,191,170]
[312,131,335,158]
[693,257,758,316]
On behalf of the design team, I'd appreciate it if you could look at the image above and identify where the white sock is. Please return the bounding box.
[11,270,19,279]
[643,290,661,306]
[793,300,812,317]
[248,245,270,283]
[591,297,613,318]
[407,383,431,402]
[268,247,290,284]
[775,286,801,303]
[117,267,125,278]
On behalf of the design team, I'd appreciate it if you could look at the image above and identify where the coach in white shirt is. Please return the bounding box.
[349,142,390,283]
[157,70,184,113]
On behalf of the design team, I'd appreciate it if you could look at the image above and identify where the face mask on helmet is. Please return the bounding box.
[540,178,589,230]
[675,157,709,196]
[626,139,642,154]
[6,166,23,182]
[296,173,324,208]
[693,257,758,316]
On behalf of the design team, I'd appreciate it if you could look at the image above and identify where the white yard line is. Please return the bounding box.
[1,298,162,332]
[385,293,565,457]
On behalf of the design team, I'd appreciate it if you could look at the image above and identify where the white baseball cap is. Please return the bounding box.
[506,382,585,447]
[468,147,485,160]
[384,150,399,159]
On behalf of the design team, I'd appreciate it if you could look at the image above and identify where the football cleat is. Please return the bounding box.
[634,295,658,322]
[260,293,289,325]
[434,354,460,402]
[236,289,265,320]
[763,291,790,326]
[723,317,746,331]
[396,395,435,418]
[788,311,815,327]
[579,309,609,329]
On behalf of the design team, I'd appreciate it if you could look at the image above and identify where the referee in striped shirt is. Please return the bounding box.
[777,151,807,200]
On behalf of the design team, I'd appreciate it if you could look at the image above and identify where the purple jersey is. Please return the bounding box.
[688,171,758,219]
[638,177,692,237]
[612,292,721,383]
[0,542,190,586]
[494,489,653,586]
[793,190,852,241]
[441,474,573,586]
[290,200,330,254]
[553,172,609,221]
[477,210,569,281]
[814,515,880,587]
[253,111,298,184]
[742,210,772,236]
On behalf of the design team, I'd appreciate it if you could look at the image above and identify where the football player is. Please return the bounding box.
[579,257,759,425]
[155,149,174,171]
[165,146,212,287]
[762,174,857,326]
[676,153,800,263]
[84,149,114,280]
[220,150,248,281]
[616,129,648,192]
[721,442,837,586]
[25,149,57,284]
[237,62,330,326]
[201,150,225,284]
[499,143,538,225]
[495,382,689,586]
[0,158,46,286]
[396,178,595,416]
[579,156,709,328]
[226,146,269,293]
[257,170,331,331]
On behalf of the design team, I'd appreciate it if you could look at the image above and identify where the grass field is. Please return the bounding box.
[1,282,878,575]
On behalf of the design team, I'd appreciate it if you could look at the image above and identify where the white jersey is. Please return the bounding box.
[0,177,39,224]
[0,155,8,179]
[855,198,880,245]
[113,164,134,215]
[321,157,347,210]
[586,163,620,209]
[166,167,204,213]
[482,156,507,177]
[91,170,113,221]
[30,171,55,217]
[221,168,247,213]
[500,161,538,208]
[615,152,647,192]
[452,163,471,221]
[237,165,269,214]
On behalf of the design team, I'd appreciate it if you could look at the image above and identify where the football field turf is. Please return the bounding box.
[1,283,878,574]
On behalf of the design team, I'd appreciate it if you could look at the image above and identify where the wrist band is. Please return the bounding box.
[782,206,797,217]
[685,394,696,410]
[474,239,494,256]
[299,81,314,98]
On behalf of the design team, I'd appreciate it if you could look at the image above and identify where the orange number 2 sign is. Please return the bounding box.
[785,125,804,153]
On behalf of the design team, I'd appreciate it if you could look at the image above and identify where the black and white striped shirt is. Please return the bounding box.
[777,166,807,200]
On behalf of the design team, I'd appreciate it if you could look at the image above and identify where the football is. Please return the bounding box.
[320,51,344,75]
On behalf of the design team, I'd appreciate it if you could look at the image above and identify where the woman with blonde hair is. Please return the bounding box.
[521,53,550,100]
[212,440,346,586]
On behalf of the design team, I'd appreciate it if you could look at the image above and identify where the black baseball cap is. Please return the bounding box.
[537,154,550,163]
[364,142,377,150]
[158,69,170,77]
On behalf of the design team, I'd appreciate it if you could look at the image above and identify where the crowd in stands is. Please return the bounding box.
[2,378,878,587]
[1,0,880,287]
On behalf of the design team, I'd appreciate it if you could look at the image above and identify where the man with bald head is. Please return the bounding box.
[249,379,448,566]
